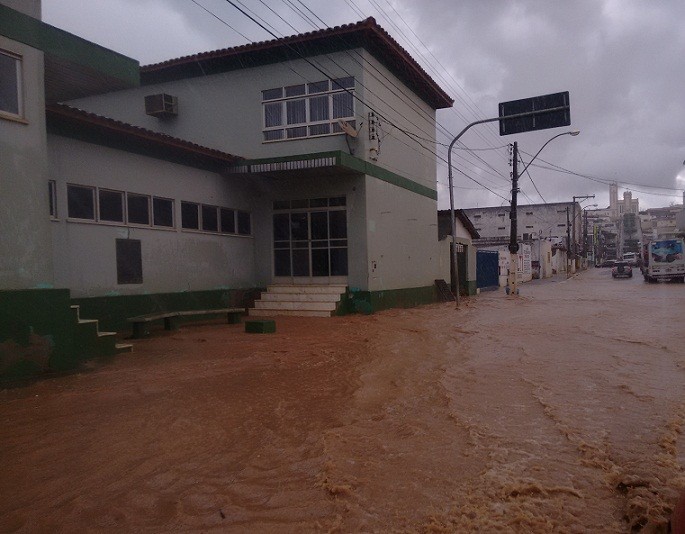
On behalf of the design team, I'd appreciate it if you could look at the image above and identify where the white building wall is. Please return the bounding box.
[365,178,438,291]
[48,135,259,297]
[68,47,442,293]
[0,34,53,289]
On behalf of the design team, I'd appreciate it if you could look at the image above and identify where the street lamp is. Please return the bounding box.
[518,130,580,176]
[506,130,580,295]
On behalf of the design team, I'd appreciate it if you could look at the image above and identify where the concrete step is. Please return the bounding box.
[267,284,347,295]
[259,292,342,303]
[254,300,337,312]
[248,308,333,318]
[115,343,133,354]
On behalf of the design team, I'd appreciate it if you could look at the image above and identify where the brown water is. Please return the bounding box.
[1,268,684,532]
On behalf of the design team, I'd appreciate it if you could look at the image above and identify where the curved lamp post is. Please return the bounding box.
[507,130,580,294]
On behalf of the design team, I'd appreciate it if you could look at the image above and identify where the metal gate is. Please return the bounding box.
[477,250,499,290]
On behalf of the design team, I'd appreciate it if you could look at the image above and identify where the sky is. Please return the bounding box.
[41,0,685,211]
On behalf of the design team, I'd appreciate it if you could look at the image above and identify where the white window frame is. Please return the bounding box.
[48,180,58,220]
[0,49,23,122]
[261,77,355,142]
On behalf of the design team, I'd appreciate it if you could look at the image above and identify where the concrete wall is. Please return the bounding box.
[0,34,53,289]
[48,135,259,297]
[358,50,437,190]
[365,178,438,291]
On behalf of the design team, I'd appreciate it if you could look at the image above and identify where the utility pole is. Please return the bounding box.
[507,142,519,295]
[572,195,595,269]
[566,207,571,277]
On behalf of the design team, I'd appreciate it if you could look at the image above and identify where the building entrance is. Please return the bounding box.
[272,197,348,283]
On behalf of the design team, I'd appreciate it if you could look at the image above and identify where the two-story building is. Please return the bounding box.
[1,2,453,376]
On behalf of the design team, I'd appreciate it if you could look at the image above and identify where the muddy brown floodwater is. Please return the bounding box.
[1,268,684,532]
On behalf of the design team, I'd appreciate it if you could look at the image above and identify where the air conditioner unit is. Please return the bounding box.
[144,93,178,118]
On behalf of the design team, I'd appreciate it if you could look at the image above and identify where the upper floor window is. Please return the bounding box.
[0,50,22,120]
[262,77,355,142]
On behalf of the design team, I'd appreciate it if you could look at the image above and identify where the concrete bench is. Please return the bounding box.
[127,308,244,338]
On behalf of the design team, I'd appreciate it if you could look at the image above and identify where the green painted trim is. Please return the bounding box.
[0,5,139,87]
[0,289,77,378]
[231,151,437,201]
[72,288,259,333]
[341,285,437,314]
[338,152,437,201]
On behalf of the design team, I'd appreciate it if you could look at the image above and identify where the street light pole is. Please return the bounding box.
[447,112,575,307]
[509,130,580,291]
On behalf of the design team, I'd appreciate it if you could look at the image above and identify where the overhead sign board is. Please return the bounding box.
[499,91,570,136]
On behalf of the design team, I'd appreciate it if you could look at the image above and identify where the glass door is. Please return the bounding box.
[273,197,348,282]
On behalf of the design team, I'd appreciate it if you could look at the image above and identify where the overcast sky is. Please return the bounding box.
[42,0,685,211]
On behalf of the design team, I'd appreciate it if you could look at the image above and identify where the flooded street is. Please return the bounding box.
[1,268,684,532]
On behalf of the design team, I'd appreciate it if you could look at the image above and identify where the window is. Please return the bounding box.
[181,201,199,230]
[202,204,218,232]
[220,208,235,234]
[237,211,251,236]
[99,189,124,223]
[498,226,506,230]
[48,180,57,219]
[153,197,174,227]
[525,212,533,216]
[526,225,534,229]
[116,239,142,284]
[67,184,95,220]
[127,193,150,225]
[473,214,481,219]
[0,50,22,119]
[262,77,355,142]
[558,224,566,227]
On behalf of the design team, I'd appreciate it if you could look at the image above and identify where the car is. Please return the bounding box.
[612,261,633,278]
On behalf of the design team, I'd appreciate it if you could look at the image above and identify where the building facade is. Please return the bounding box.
[1,3,454,376]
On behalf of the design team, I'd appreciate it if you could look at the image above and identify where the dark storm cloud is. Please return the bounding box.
[42,0,685,209]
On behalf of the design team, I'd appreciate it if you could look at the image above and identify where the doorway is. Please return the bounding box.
[273,197,348,283]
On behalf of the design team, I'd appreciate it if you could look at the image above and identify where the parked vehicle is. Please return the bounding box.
[612,261,633,278]
[640,238,685,283]
[622,252,638,266]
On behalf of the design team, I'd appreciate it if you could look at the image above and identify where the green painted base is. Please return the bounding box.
[72,288,258,332]
[245,319,276,334]
[340,285,438,315]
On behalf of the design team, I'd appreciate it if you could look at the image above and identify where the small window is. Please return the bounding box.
[237,211,251,236]
[285,84,306,97]
[220,208,235,233]
[262,87,283,101]
[153,197,173,227]
[0,50,22,118]
[202,205,218,232]
[67,184,95,220]
[48,180,57,219]
[99,190,124,223]
[473,214,481,219]
[181,201,199,229]
[525,212,533,216]
[116,239,143,284]
[498,226,506,230]
[497,213,505,217]
[558,224,566,227]
[526,225,534,229]
[127,193,150,225]
[307,80,329,94]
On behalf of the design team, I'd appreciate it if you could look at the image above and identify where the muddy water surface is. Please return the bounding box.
[1,269,684,532]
